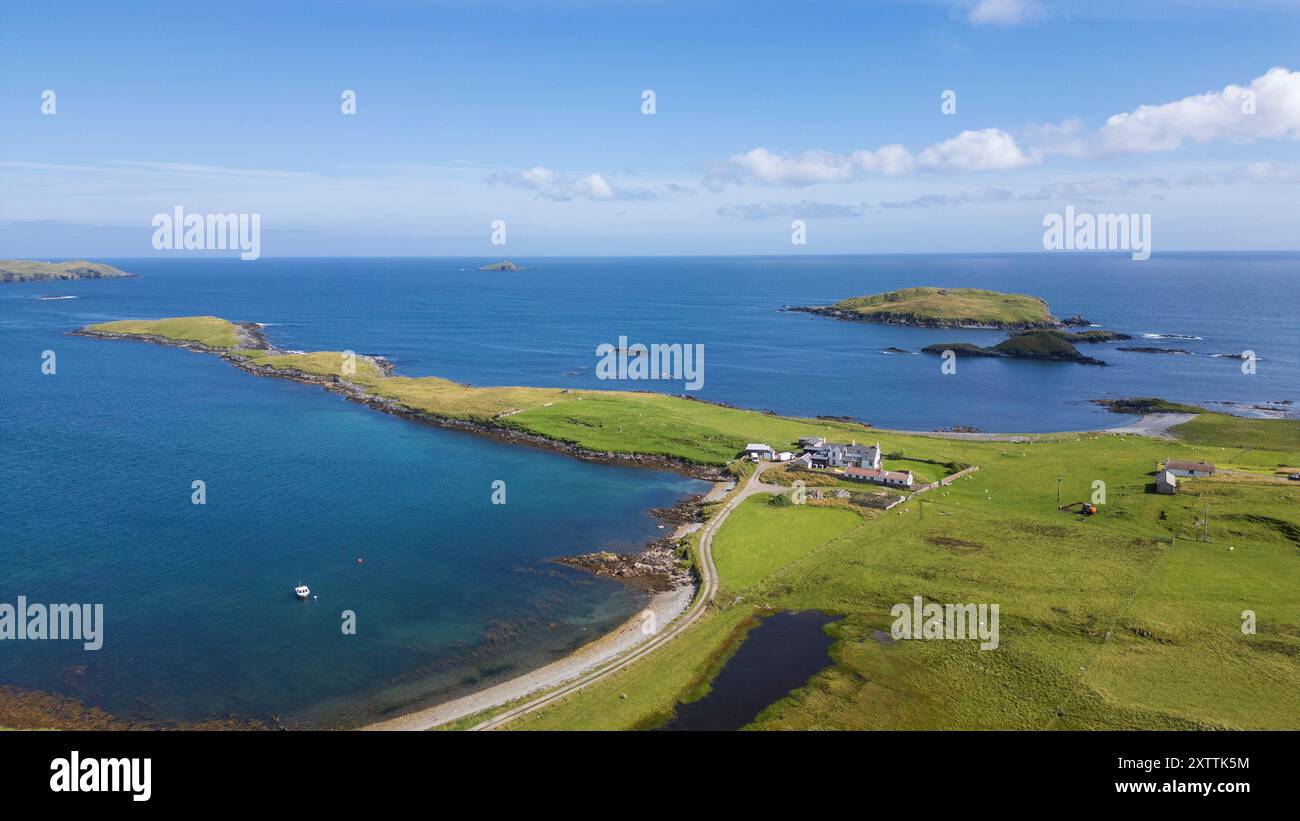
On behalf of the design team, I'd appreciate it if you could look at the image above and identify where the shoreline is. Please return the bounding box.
[362,582,698,730]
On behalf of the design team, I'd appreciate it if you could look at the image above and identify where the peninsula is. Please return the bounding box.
[784,286,1085,330]
[1,259,135,283]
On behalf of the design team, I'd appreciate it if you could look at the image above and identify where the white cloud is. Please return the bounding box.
[718,67,1300,191]
[724,148,866,185]
[717,129,1035,186]
[1098,66,1300,152]
[486,165,657,201]
[968,0,1039,26]
[916,128,1039,171]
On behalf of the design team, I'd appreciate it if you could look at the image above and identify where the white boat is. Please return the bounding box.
[294,584,310,599]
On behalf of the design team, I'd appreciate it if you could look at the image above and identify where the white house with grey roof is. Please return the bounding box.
[807,442,881,470]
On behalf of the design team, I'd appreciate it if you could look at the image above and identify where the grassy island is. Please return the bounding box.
[1,259,135,283]
[791,286,1065,329]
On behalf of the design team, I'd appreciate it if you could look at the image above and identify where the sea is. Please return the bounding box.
[2,253,1296,726]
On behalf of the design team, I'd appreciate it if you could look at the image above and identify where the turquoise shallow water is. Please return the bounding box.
[1,288,706,726]
[1,253,1296,726]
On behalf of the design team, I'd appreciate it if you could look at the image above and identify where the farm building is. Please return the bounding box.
[798,436,827,450]
[1164,459,1215,478]
[844,466,913,488]
[1156,469,1178,495]
[744,443,776,461]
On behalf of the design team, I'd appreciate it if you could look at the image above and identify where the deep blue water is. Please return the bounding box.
[2,253,1296,726]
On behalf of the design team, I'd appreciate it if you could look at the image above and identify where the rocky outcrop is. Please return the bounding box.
[921,336,1107,366]
[1118,346,1192,355]
[556,537,693,592]
[477,260,522,272]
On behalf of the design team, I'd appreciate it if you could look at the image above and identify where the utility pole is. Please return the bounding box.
[1056,474,1063,504]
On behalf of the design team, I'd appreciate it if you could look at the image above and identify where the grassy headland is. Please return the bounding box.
[1,259,135,283]
[80,316,256,349]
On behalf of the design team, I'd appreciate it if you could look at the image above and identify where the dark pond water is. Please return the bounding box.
[661,610,839,731]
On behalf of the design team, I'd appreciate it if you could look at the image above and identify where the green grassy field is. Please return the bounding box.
[829,286,1055,327]
[1172,412,1300,453]
[514,422,1300,731]
[241,350,391,383]
[712,497,864,593]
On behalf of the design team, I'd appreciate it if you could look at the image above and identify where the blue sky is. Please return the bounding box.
[2,0,1299,256]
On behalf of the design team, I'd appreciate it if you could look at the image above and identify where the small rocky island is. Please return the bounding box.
[1,259,136,283]
[1091,397,1206,415]
[477,260,524,272]
[784,286,1088,330]
[786,287,1131,365]
[922,330,1109,366]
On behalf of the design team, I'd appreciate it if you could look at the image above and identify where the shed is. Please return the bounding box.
[1156,470,1178,495]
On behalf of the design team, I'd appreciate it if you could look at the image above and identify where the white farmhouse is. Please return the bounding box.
[1164,459,1215,478]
